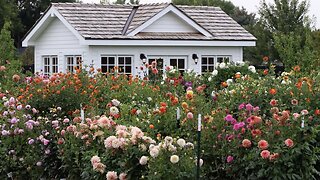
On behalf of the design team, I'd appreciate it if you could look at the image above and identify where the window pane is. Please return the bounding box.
[125,66,131,73]
[125,57,131,64]
[170,59,177,67]
[224,57,230,63]
[67,57,73,65]
[101,57,108,64]
[44,58,50,65]
[52,57,58,65]
[68,66,73,72]
[45,66,49,73]
[118,66,124,72]
[201,66,207,72]
[109,66,115,72]
[217,57,223,63]
[209,58,214,64]
[109,57,115,64]
[118,57,124,65]
[178,59,184,69]
[148,59,156,65]
[208,66,214,72]
[101,66,108,73]
[76,56,82,65]
[52,66,57,73]
[201,58,207,64]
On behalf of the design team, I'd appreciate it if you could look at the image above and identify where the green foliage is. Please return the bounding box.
[0,63,320,179]
[0,0,22,45]
[258,0,315,70]
[274,31,316,72]
[0,21,16,65]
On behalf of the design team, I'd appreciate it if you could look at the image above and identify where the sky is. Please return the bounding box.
[82,0,320,29]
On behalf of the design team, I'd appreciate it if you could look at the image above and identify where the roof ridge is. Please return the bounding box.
[139,2,170,6]
[52,2,133,7]
[176,4,221,9]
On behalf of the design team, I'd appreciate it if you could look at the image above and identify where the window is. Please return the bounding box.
[217,56,230,64]
[170,58,186,74]
[43,55,58,75]
[148,58,164,74]
[101,55,132,75]
[146,56,187,76]
[66,55,82,73]
[201,56,215,73]
[201,55,232,73]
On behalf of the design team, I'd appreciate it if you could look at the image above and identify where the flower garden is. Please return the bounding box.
[0,62,320,179]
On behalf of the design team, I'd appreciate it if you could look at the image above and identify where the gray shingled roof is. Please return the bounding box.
[52,3,256,41]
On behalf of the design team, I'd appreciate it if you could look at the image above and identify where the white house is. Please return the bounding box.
[22,3,256,76]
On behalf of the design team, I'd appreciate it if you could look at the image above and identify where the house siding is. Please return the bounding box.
[34,18,89,73]
[141,12,197,33]
[88,46,242,77]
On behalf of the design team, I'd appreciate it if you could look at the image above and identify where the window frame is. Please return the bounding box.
[42,55,58,76]
[201,55,232,74]
[66,55,82,73]
[101,55,133,75]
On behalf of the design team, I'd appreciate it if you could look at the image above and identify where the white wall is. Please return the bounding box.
[141,12,197,33]
[32,18,243,76]
[88,46,243,77]
[34,18,89,73]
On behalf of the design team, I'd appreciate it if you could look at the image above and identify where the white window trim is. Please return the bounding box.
[42,55,58,75]
[201,55,232,73]
[66,55,82,73]
[147,56,187,74]
[101,55,133,75]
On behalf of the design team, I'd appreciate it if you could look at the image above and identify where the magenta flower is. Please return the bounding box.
[227,155,234,163]
[246,103,253,111]
[187,112,194,119]
[238,103,245,110]
[233,122,245,130]
[225,114,237,124]
[225,114,234,122]
[253,106,260,112]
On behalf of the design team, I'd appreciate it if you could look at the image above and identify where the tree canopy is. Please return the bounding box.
[0,21,16,65]
[258,0,316,71]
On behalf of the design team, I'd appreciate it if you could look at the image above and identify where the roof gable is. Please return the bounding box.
[22,5,84,47]
[140,12,198,33]
[126,4,212,37]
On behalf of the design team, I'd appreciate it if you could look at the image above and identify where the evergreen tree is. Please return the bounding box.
[0,21,16,65]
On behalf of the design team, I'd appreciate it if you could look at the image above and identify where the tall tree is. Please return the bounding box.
[0,21,16,65]
[0,0,23,47]
[259,0,316,71]
[16,0,76,48]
